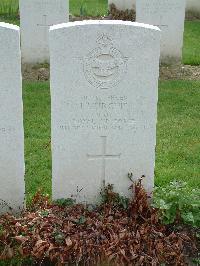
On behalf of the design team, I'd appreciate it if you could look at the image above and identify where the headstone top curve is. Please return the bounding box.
[50,20,160,32]
[0,22,19,31]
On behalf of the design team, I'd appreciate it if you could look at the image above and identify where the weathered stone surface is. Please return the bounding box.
[136,0,186,64]
[20,0,69,64]
[50,21,160,203]
[0,23,25,214]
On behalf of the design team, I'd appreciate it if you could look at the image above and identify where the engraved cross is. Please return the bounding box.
[155,15,168,29]
[37,15,52,28]
[87,136,121,185]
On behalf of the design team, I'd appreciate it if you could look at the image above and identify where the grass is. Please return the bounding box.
[22,80,200,202]
[0,0,108,17]
[0,14,19,25]
[0,0,18,16]
[156,80,200,188]
[69,0,108,16]
[0,0,19,25]
[23,82,51,204]
[183,21,200,65]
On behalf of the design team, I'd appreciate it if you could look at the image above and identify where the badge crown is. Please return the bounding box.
[97,34,112,47]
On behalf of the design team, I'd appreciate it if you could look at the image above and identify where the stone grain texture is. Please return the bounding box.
[50,21,160,203]
[20,0,69,64]
[136,0,186,64]
[0,23,25,214]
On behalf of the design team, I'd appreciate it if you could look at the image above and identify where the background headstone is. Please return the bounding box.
[0,23,25,214]
[136,0,186,64]
[20,0,69,64]
[109,0,200,17]
[108,0,135,11]
[186,0,200,15]
[50,21,160,203]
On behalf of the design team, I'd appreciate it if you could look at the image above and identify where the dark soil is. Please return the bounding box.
[22,64,50,81]
[70,3,136,22]
[185,12,200,21]
[160,64,200,81]
[22,64,200,82]
[69,8,200,23]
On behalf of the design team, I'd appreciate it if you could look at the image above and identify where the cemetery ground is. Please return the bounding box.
[22,80,200,202]
[1,70,200,261]
[19,10,200,202]
[2,52,200,265]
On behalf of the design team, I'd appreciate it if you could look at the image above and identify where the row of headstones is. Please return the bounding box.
[109,0,200,13]
[0,20,161,214]
[20,0,186,65]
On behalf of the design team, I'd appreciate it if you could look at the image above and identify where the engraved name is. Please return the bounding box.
[59,95,138,132]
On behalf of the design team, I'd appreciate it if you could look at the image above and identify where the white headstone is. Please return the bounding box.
[20,0,69,64]
[136,0,186,64]
[50,21,160,203]
[186,0,200,14]
[0,23,25,214]
[108,0,135,11]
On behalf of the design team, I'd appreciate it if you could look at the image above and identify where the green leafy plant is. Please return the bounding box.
[0,225,4,237]
[152,181,200,227]
[53,198,75,207]
[192,257,200,265]
[100,183,129,210]
[53,230,65,244]
[75,215,86,225]
[40,210,49,217]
